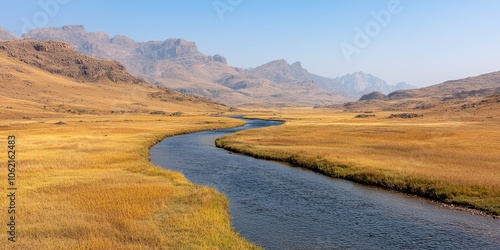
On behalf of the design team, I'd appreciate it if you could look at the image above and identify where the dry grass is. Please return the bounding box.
[216,108,500,215]
[0,115,260,249]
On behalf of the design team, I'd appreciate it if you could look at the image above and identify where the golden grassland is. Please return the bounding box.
[0,115,261,249]
[216,108,500,216]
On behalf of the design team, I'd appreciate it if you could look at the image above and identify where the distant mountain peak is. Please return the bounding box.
[344,71,373,78]
[140,38,200,59]
[332,72,417,95]
[166,38,195,48]
[395,82,415,90]
[110,35,135,46]
[212,54,227,64]
[267,59,289,66]
[291,61,303,69]
[0,27,21,41]
[259,60,306,71]
[61,25,86,32]
[250,59,311,84]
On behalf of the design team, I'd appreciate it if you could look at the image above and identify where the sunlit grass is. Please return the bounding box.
[216,109,500,215]
[0,115,260,249]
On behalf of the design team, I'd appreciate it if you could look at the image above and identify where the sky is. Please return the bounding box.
[1,0,500,87]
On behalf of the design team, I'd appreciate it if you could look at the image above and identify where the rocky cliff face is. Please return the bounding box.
[0,39,143,83]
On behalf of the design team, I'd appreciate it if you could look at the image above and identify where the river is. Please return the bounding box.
[150,118,500,249]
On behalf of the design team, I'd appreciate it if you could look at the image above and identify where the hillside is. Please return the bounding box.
[388,71,500,99]
[328,71,500,114]
[0,39,228,119]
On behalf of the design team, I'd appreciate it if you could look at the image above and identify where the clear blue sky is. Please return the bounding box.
[1,0,500,86]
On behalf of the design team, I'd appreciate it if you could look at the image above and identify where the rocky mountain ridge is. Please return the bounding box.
[21,25,408,106]
[0,39,229,119]
[0,39,143,83]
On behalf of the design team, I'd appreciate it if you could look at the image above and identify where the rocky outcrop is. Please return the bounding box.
[0,40,144,83]
[212,54,227,64]
[359,91,387,101]
[355,114,376,118]
[387,113,423,119]
[387,90,418,100]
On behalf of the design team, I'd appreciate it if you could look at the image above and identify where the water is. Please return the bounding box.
[151,119,500,249]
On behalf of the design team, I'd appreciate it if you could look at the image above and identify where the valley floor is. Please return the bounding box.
[0,115,260,249]
[2,107,498,249]
[217,108,500,216]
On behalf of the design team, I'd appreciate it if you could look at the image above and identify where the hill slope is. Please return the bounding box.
[329,71,500,113]
[0,40,227,119]
[388,71,500,99]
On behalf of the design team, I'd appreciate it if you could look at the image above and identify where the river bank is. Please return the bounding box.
[152,117,500,249]
[0,115,259,249]
[215,111,500,217]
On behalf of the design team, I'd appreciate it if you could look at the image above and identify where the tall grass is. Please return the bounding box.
[0,115,260,249]
[216,111,500,216]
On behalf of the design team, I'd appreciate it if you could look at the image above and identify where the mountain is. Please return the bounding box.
[327,71,500,112]
[248,61,413,97]
[0,27,20,41]
[389,71,500,99]
[248,60,311,83]
[335,72,391,95]
[22,25,411,105]
[394,82,414,91]
[0,39,227,119]
[333,72,415,95]
[248,59,344,93]
[23,25,350,106]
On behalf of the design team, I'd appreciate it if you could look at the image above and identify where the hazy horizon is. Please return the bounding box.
[2,0,500,87]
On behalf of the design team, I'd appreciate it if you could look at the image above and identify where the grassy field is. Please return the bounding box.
[0,115,261,249]
[216,109,500,216]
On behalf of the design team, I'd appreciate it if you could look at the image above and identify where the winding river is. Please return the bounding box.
[150,118,500,249]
